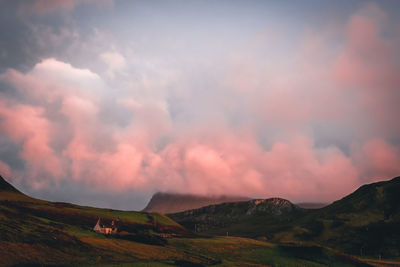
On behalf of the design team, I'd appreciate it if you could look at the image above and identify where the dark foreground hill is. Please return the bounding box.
[142,192,250,213]
[0,174,20,192]
[0,175,376,267]
[169,176,400,261]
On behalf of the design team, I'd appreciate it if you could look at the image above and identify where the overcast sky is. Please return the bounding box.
[0,0,400,210]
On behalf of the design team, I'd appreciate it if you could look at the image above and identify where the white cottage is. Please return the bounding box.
[93,218,117,234]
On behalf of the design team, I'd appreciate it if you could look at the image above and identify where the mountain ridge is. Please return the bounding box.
[142,191,250,214]
[168,176,400,258]
[169,197,304,234]
[0,175,19,193]
[1,173,399,265]
[1,174,378,266]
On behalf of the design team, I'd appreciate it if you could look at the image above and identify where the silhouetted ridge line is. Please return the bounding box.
[0,175,20,193]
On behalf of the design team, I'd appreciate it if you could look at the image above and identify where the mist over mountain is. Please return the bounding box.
[142,192,250,214]
[1,1,400,210]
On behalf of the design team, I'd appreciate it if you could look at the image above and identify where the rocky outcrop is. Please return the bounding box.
[169,197,301,232]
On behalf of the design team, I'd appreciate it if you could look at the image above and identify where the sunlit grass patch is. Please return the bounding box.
[149,213,180,226]
[58,206,151,224]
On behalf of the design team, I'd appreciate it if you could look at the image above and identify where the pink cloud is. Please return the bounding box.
[352,138,400,182]
[258,136,359,201]
[363,139,400,175]
[0,160,11,179]
[334,11,398,88]
[332,3,400,137]
[1,2,400,205]
[0,100,64,187]
[0,57,397,202]
[141,134,360,203]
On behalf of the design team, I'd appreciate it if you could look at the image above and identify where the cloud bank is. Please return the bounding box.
[0,2,399,209]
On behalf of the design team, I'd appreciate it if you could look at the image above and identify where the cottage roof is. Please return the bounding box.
[94,218,117,229]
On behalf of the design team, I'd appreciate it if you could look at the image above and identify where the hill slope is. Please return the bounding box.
[169,176,400,259]
[0,175,373,266]
[307,176,400,257]
[142,192,250,213]
[0,175,190,266]
[0,175,19,192]
[169,197,304,233]
[0,175,41,202]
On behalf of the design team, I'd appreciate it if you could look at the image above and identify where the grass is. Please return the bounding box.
[169,236,368,267]
[1,193,377,266]
[71,206,151,224]
[170,177,400,261]
[149,212,181,226]
[2,176,400,266]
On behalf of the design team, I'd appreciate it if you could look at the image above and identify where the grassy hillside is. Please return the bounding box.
[0,175,377,266]
[169,176,400,262]
[300,176,400,257]
[169,198,304,235]
[0,175,186,266]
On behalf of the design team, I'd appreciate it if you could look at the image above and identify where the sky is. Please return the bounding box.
[0,0,400,210]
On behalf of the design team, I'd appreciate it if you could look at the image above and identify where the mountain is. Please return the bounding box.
[1,175,374,266]
[169,197,305,235]
[169,176,400,260]
[308,176,400,257]
[0,175,19,192]
[3,172,398,266]
[0,175,193,266]
[142,192,250,213]
[323,176,400,218]
[0,175,39,202]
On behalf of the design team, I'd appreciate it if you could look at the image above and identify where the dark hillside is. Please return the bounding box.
[169,198,304,236]
[0,175,19,193]
[323,176,400,219]
[169,176,400,259]
[0,174,372,266]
